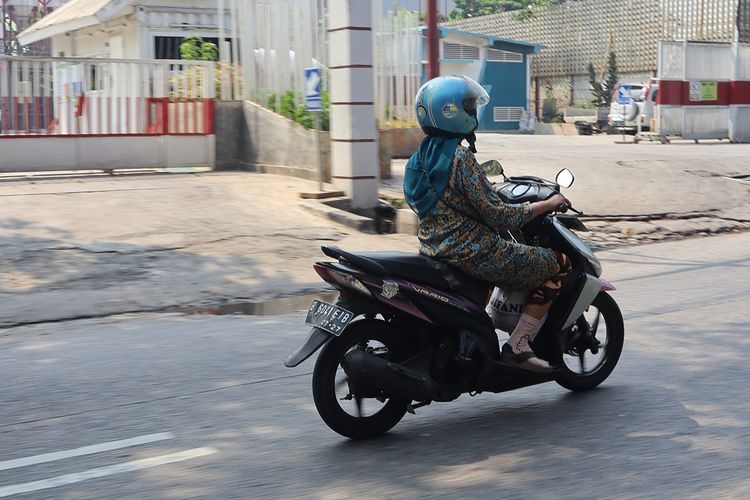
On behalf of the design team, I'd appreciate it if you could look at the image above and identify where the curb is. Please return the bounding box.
[298,198,419,235]
[299,199,374,232]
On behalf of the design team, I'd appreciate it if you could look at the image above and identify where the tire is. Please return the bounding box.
[625,103,639,122]
[556,292,624,392]
[312,319,410,439]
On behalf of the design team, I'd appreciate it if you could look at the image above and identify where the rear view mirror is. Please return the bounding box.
[556,168,574,188]
[480,160,504,177]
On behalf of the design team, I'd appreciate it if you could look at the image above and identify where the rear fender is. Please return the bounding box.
[284,293,383,368]
[284,327,331,367]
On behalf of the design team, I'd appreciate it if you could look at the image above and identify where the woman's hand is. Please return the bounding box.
[531,194,570,217]
[545,194,570,212]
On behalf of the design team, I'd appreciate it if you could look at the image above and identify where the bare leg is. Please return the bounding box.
[502,252,571,373]
[524,301,552,321]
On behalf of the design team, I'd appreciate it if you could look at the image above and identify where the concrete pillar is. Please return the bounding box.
[328,0,378,209]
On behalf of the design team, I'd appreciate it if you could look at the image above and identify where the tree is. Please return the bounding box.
[511,0,562,21]
[588,52,619,107]
[588,63,606,107]
[604,51,619,104]
[448,0,564,21]
[179,36,219,62]
[449,0,502,19]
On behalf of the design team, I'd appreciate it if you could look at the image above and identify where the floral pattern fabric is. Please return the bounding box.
[416,144,558,290]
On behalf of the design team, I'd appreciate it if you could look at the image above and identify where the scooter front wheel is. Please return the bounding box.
[312,319,410,439]
[556,292,624,392]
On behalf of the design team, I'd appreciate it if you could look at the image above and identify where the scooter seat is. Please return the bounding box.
[321,246,492,307]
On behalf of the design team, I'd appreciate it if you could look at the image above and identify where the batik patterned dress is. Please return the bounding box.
[416,144,558,290]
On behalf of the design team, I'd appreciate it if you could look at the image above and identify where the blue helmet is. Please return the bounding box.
[415,75,489,137]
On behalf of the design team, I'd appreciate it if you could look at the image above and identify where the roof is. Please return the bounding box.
[17,0,134,46]
[439,27,543,53]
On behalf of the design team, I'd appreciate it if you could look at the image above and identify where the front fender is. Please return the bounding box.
[284,327,332,367]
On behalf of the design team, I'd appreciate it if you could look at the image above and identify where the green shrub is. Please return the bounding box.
[320,91,330,131]
[263,90,330,131]
[294,104,314,129]
[280,90,296,119]
[266,93,276,111]
[572,99,595,109]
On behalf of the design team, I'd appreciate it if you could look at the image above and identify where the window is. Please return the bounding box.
[493,107,524,122]
[154,36,224,60]
[442,42,480,60]
[487,48,523,63]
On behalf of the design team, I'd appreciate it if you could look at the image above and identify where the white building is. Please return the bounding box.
[18,0,227,59]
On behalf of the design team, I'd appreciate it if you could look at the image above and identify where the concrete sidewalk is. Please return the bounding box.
[1,134,749,327]
[0,172,417,327]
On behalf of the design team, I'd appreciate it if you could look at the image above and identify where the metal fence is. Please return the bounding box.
[372,2,422,128]
[226,0,421,128]
[228,0,326,110]
[443,0,745,78]
[0,56,214,135]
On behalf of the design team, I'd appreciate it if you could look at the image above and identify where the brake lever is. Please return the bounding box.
[558,204,584,216]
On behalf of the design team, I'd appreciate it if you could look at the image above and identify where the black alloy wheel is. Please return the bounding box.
[312,319,410,439]
[556,292,624,391]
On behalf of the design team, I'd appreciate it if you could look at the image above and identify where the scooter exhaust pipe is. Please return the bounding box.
[342,350,435,402]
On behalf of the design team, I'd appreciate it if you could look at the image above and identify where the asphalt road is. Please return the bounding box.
[0,232,749,499]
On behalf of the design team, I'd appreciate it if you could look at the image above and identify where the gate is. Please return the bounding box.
[0,57,216,171]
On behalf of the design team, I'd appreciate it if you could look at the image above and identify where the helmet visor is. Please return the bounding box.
[462,75,490,107]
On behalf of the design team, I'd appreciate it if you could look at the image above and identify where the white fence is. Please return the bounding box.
[228,0,326,111]
[225,0,423,129]
[0,56,215,171]
[372,2,422,128]
[0,57,215,135]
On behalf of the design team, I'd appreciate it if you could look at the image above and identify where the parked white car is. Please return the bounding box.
[607,83,645,133]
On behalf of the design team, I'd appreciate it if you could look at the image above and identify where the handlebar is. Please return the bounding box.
[557,203,583,216]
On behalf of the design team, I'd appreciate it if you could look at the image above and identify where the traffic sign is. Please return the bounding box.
[304,67,322,112]
[616,85,631,105]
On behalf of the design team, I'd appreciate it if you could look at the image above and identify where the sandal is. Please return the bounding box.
[501,343,554,374]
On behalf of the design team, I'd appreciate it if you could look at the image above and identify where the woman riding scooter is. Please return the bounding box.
[403,75,571,373]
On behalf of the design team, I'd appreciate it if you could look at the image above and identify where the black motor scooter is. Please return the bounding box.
[285,166,624,439]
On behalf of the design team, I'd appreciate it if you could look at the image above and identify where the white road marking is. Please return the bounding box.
[0,447,217,498]
[0,433,174,472]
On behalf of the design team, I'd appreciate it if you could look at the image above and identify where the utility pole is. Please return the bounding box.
[426,0,439,79]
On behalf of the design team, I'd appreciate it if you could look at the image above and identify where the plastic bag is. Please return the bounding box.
[486,287,531,333]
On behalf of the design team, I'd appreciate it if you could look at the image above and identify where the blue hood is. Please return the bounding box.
[403,136,460,218]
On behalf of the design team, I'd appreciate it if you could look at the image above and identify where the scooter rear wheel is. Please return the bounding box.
[312,319,410,439]
[556,292,624,392]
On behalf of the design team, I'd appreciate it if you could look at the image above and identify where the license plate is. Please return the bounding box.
[305,300,353,336]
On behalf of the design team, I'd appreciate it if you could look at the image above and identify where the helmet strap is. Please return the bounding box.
[467,132,477,153]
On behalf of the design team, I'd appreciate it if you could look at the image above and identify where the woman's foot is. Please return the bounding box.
[501,339,553,374]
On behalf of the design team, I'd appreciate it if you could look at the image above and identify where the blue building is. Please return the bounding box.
[434,28,542,131]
